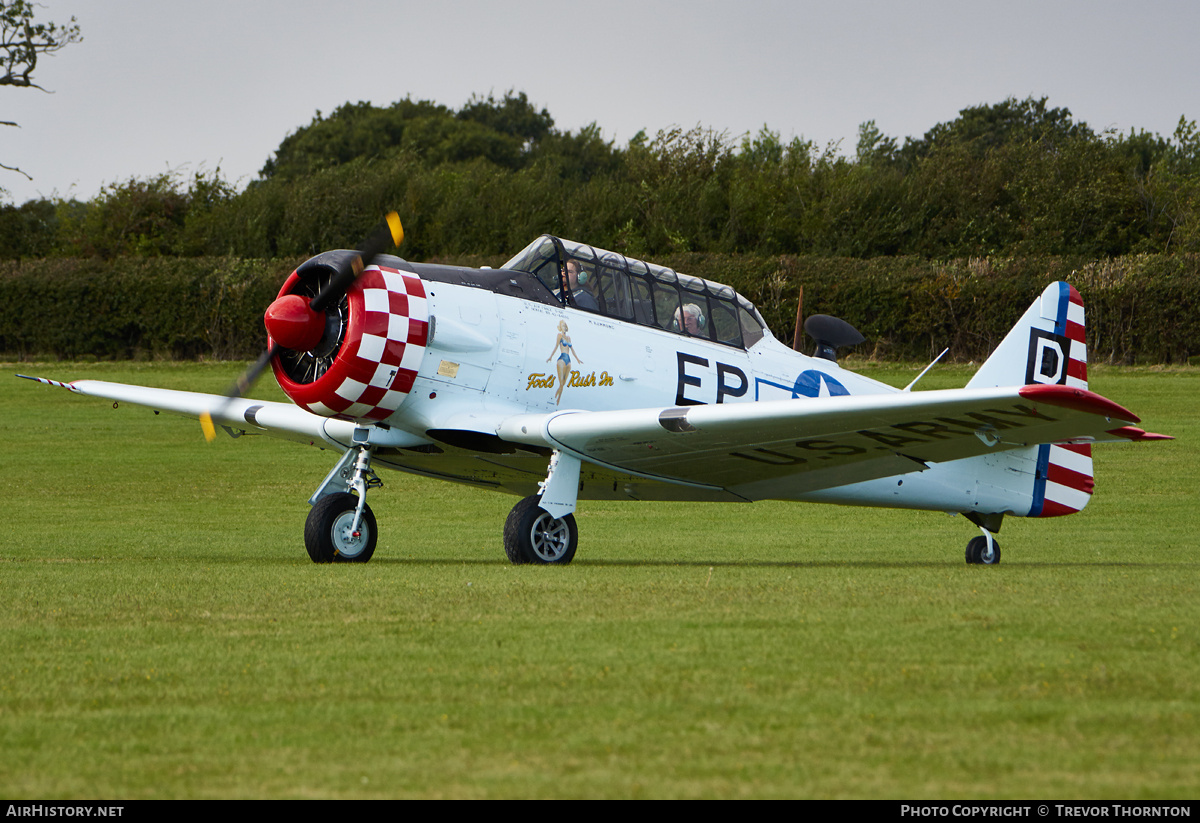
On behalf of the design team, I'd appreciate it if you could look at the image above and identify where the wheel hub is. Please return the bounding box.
[332,510,369,558]
[530,512,571,562]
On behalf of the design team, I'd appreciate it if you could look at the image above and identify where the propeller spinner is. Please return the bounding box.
[200,212,404,441]
[263,294,324,352]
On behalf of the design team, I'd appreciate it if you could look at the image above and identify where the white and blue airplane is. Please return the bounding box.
[21,215,1169,565]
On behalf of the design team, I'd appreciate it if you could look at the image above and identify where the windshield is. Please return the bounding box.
[503,235,768,349]
[501,236,562,294]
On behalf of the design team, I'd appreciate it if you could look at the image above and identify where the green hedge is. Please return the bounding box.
[656,252,1200,363]
[2,253,1196,364]
[0,257,303,360]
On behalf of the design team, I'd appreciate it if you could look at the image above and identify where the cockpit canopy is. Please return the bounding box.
[502,236,768,349]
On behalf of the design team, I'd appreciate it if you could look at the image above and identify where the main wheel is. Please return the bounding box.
[965,535,1001,565]
[503,495,578,565]
[305,492,377,564]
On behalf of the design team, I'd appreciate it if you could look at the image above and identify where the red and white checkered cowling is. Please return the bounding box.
[270,264,429,422]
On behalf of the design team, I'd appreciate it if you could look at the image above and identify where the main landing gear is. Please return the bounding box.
[503,495,578,564]
[302,445,585,566]
[306,492,377,563]
[504,449,583,565]
[305,446,381,563]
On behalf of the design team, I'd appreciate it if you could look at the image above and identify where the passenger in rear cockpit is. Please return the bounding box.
[673,303,706,337]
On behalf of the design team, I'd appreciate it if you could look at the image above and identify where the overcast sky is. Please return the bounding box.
[3,0,1198,205]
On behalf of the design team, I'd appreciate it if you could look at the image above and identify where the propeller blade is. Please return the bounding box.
[310,212,404,313]
[200,341,279,441]
[200,212,403,442]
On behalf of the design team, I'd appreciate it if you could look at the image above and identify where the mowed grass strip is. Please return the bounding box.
[1,362,1196,798]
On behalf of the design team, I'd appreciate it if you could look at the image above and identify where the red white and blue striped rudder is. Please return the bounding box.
[965,281,1094,518]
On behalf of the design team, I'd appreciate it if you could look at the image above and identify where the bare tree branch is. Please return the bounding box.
[0,159,32,179]
[1,1,81,181]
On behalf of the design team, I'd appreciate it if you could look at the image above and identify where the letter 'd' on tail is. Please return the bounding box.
[967,282,1094,518]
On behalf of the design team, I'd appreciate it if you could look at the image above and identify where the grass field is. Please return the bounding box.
[1,361,1196,799]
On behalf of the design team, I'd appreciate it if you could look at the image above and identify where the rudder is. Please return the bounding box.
[966,282,1094,518]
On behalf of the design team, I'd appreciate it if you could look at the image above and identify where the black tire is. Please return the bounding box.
[503,495,578,565]
[965,535,1001,565]
[305,492,377,564]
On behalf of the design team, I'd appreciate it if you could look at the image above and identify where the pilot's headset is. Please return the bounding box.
[673,304,707,332]
[561,263,590,290]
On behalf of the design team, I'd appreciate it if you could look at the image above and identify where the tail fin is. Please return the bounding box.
[968,282,1094,518]
[966,281,1087,391]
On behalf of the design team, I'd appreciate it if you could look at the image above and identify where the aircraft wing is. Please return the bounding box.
[497,384,1159,500]
[16,376,427,449]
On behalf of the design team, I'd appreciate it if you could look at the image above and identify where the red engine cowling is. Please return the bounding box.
[266,251,430,422]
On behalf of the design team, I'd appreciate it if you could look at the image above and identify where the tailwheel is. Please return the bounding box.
[965,534,1001,565]
[305,492,377,564]
[504,494,578,565]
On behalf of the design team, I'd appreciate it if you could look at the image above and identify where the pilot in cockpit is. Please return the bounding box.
[673,303,706,337]
[558,259,599,311]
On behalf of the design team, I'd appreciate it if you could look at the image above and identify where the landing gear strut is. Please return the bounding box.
[305,446,381,563]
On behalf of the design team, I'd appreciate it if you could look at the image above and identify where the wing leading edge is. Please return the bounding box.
[16,376,428,450]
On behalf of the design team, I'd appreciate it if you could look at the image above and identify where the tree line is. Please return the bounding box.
[2,92,1199,262]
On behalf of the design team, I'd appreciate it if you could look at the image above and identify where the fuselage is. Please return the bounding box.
[361,257,1013,515]
[265,238,1052,519]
